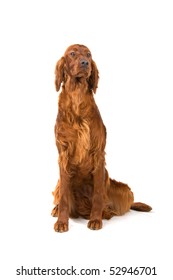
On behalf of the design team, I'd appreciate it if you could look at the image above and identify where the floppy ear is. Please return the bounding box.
[88,60,99,93]
[54,57,65,92]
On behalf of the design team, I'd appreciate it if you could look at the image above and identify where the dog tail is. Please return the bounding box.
[130,202,152,212]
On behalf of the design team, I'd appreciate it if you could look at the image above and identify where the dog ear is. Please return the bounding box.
[88,60,99,93]
[55,57,65,92]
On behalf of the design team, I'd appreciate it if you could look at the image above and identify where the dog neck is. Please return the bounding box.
[59,77,94,119]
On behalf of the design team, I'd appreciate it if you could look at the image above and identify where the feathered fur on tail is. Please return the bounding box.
[131,202,152,212]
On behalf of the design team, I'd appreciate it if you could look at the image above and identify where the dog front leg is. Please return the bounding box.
[54,167,70,233]
[88,161,105,230]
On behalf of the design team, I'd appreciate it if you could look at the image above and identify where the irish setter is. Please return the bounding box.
[52,44,152,232]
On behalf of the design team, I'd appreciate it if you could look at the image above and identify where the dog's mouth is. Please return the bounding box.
[75,72,88,78]
[75,67,91,79]
[66,59,91,79]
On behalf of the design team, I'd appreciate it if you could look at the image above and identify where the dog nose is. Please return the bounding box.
[80,59,89,67]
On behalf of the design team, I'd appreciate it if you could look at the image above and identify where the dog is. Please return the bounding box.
[51,44,152,232]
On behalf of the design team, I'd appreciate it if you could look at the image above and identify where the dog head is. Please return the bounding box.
[55,44,99,93]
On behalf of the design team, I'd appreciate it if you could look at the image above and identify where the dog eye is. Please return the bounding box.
[87,52,91,57]
[70,51,75,57]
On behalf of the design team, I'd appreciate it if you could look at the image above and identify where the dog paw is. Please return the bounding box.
[87,219,102,230]
[54,220,68,233]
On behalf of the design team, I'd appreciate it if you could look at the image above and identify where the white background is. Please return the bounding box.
[0,0,173,279]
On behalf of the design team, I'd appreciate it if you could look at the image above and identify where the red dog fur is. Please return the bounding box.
[52,44,152,232]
